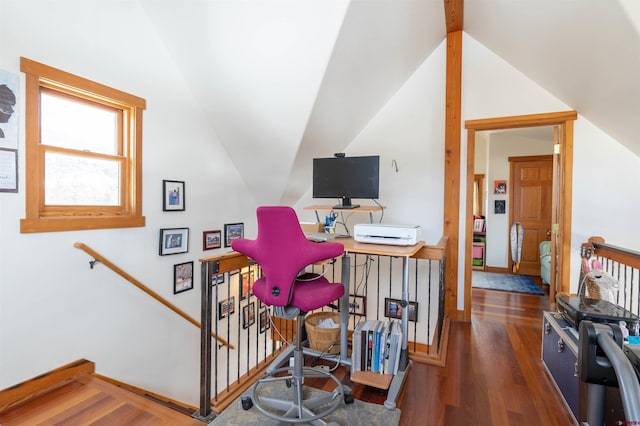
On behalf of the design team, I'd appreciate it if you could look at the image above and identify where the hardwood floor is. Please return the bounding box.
[1,282,576,425]
[323,283,577,426]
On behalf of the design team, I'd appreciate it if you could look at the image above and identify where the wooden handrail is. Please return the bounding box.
[73,242,233,349]
[586,236,640,270]
[413,235,448,261]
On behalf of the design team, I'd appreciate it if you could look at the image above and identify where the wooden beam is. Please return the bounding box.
[444,0,464,33]
[443,29,463,319]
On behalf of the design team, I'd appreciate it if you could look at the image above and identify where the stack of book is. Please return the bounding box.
[351,319,402,375]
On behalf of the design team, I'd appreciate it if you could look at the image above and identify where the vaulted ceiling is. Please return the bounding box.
[139,0,640,205]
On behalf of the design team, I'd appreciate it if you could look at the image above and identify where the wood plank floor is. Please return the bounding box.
[0,375,201,425]
[318,282,577,426]
[1,281,576,425]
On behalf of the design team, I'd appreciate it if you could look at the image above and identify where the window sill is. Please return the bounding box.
[20,216,145,233]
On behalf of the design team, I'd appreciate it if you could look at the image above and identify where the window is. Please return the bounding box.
[20,57,146,233]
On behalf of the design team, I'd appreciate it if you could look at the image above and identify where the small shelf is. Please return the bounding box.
[350,371,393,390]
[472,233,485,271]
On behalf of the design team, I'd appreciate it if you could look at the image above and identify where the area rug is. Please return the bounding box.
[209,385,401,426]
[472,271,544,295]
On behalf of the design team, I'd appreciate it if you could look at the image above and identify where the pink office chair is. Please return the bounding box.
[232,206,353,425]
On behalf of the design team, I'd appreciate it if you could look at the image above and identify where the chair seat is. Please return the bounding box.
[253,273,344,312]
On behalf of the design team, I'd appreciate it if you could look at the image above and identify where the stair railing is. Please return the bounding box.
[73,242,232,349]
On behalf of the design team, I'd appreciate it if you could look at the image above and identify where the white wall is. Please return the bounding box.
[294,42,446,245]
[0,1,257,405]
[461,32,640,309]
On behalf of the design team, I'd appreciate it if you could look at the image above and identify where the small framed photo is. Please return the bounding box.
[159,228,189,255]
[243,302,256,329]
[494,200,506,214]
[163,180,185,211]
[203,230,222,250]
[384,298,418,322]
[494,180,507,194]
[173,261,194,294]
[224,223,244,247]
[240,267,256,300]
[259,309,270,333]
[218,296,235,320]
[210,273,224,286]
[340,294,366,316]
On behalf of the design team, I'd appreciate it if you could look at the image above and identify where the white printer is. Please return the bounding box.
[353,223,420,246]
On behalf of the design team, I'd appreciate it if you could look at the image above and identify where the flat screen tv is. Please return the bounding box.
[312,155,380,209]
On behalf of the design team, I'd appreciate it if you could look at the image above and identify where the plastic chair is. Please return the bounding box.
[232,206,353,425]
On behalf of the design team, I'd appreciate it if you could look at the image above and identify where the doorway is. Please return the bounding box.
[461,111,577,321]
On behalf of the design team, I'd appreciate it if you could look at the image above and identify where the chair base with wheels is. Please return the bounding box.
[241,309,352,425]
[233,206,354,425]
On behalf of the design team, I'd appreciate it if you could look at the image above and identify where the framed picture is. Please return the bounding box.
[173,261,194,294]
[240,267,256,300]
[203,230,222,250]
[384,298,418,322]
[340,294,366,316]
[218,296,235,320]
[210,273,224,286]
[494,200,506,214]
[0,148,18,193]
[162,180,185,211]
[243,302,256,329]
[159,228,189,255]
[259,309,270,333]
[494,180,507,194]
[224,223,244,247]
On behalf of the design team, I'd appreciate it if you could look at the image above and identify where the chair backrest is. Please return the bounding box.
[231,206,344,307]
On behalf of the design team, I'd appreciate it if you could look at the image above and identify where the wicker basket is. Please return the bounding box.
[305,311,341,355]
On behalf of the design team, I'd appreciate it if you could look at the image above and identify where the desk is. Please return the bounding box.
[337,238,425,409]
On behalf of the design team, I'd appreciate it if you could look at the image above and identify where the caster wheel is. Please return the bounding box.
[241,396,253,410]
[344,393,354,404]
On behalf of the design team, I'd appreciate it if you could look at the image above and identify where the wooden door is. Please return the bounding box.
[509,155,553,276]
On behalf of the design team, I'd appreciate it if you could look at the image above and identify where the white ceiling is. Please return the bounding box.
[139,0,640,205]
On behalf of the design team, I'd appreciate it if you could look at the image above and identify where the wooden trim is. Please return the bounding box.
[21,215,145,233]
[443,29,463,319]
[463,129,476,321]
[508,154,553,163]
[558,120,574,294]
[0,359,95,412]
[462,111,576,320]
[20,57,146,108]
[443,0,464,33]
[465,111,578,131]
[408,317,450,367]
[413,235,448,261]
[73,242,233,349]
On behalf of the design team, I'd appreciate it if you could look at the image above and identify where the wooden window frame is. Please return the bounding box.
[20,57,146,233]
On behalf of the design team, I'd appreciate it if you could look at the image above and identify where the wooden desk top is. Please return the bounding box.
[339,237,425,257]
[304,204,386,213]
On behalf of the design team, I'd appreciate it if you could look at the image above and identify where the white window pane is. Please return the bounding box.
[41,92,117,155]
[44,152,120,206]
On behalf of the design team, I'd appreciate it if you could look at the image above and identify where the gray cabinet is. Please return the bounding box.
[542,311,579,420]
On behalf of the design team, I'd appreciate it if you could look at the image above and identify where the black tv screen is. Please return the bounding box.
[312,155,380,209]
